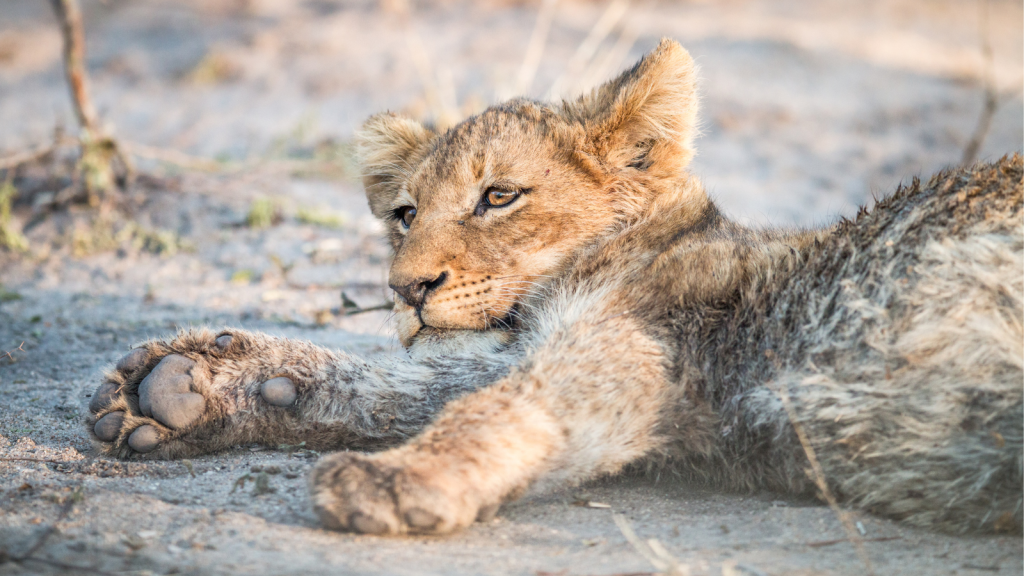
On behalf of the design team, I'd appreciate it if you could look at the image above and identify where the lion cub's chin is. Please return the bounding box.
[406,326,512,360]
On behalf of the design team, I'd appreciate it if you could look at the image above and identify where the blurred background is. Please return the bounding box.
[0,0,1021,329]
[0,3,1022,574]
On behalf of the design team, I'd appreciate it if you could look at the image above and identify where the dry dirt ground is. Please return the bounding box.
[0,1,1022,575]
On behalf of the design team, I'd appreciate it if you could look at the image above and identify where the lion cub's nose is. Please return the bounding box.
[390,271,448,309]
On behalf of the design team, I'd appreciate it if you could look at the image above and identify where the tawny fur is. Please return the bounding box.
[87,39,1023,536]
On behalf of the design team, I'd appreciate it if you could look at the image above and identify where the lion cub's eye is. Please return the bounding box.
[397,206,416,229]
[486,188,519,207]
[475,187,522,216]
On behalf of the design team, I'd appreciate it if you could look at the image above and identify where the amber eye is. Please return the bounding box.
[485,188,519,207]
[398,206,416,229]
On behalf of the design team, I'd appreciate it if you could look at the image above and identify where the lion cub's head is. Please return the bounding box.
[358,39,700,347]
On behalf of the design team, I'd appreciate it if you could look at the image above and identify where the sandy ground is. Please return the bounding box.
[0,1,1022,574]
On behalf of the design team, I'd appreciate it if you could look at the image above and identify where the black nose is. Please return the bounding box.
[390,272,448,309]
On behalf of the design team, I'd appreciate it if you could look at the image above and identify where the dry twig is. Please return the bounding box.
[0,142,56,172]
[2,342,26,363]
[49,0,134,206]
[0,457,70,465]
[805,535,902,548]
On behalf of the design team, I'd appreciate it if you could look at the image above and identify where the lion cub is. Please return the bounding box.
[87,40,1023,535]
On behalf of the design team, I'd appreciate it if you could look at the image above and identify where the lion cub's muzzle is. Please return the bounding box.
[390,271,448,310]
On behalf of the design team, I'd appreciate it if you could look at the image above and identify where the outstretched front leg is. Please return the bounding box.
[310,288,708,534]
[87,328,513,459]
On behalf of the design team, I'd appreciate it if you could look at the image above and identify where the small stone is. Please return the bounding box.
[260,377,297,407]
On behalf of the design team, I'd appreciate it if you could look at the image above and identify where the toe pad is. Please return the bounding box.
[128,425,160,453]
[89,381,120,414]
[93,412,124,441]
[138,355,204,430]
[116,348,149,373]
[261,377,297,407]
[349,513,389,535]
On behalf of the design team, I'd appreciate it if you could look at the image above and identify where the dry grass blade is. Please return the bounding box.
[774,382,876,575]
[612,513,688,576]
[576,16,640,95]
[510,0,560,98]
[546,0,629,100]
[386,0,459,128]
[961,0,999,166]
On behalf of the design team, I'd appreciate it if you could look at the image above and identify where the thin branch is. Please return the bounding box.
[0,457,71,465]
[806,536,902,548]
[0,143,56,172]
[14,556,118,576]
[343,301,395,316]
[3,342,26,363]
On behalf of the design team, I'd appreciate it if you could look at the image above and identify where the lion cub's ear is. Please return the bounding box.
[356,113,435,220]
[563,39,699,177]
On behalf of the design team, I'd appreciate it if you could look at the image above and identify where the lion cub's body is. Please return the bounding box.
[87,40,1022,535]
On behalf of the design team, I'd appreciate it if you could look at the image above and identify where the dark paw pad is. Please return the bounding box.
[138,355,205,430]
[93,412,124,441]
[349,513,390,535]
[128,424,160,453]
[260,377,297,407]
[89,381,121,414]
[116,348,149,373]
[405,508,441,530]
[214,334,233,351]
[476,503,500,523]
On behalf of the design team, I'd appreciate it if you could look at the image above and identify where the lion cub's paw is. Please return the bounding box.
[87,330,298,458]
[310,452,499,535]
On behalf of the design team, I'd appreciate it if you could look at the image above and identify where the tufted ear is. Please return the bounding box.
[356,113,435,220]
[561,39,699,178]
